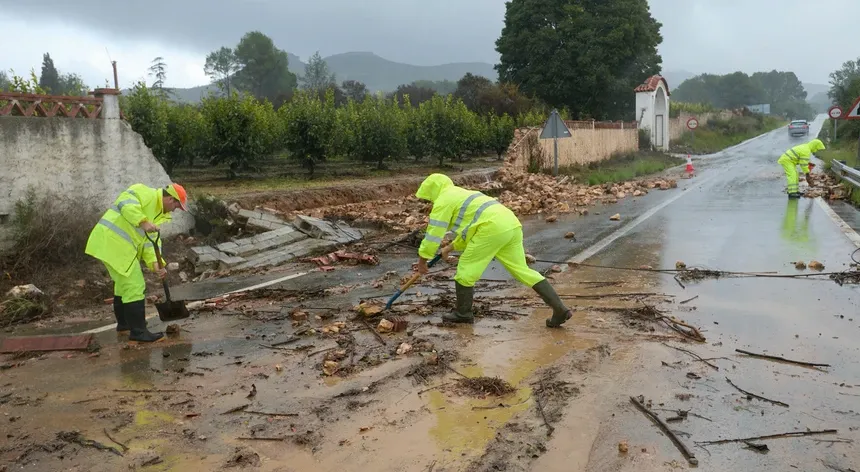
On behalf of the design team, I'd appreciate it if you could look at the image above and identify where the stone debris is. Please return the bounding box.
[378,319,395,333]
[545,215,558,223]
[795,261,807,270]
[564,232,576,239]
[675,261,687,270]
[396,343,413,355]
[610,214,621,221]
[809,260,825,271]
[187,212,364,274]
[238,208,289,231]
[618,441,629,454]
[804,173,851,200]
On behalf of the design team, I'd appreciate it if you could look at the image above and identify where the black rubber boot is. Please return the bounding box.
[442,282,475,324]
[126,300,164,343]
[113,296,130,333]
[533,280,573,328]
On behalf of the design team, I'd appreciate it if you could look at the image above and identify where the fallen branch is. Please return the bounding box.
[270,337,301,347]
[112,389,187,393]
[417,382,451,394]
[725,377,789,407]
[102,428,129,452]
[362,318,387,346]
[661,343,719,370]
[679,295,699,305]
[57,431,122,457]
[221,404,250,415]
[696,429,837,446]
[629,396,698,466]
[72,396,110,404]
[735,349,830,368]
[243,410,298,417]
[307,347,337,357]
[237,436,288,441]
[444,363,469,379]
[818,459,857,472]
[535,380,555,436]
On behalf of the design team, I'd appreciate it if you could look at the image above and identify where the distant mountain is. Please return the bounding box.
[802,83,829,100]
[141,52,497,103]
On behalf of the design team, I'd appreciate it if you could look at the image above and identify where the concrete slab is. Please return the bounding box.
[294,215,363,242]
[216,226,307,257]
[234,238,338,270]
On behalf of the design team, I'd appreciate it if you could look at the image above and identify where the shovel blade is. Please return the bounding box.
[156,300,190,322]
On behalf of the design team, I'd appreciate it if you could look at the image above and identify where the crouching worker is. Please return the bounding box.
[414,174,573,328]
[85,183,189,343]
[778,139,825,198]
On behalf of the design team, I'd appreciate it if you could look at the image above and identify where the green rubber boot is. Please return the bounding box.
[442,282,475,324]
[533,280,573,328]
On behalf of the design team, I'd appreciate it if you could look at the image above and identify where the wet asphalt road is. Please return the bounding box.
[533,115,860,471]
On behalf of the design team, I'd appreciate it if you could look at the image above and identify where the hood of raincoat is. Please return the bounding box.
[808,139,825,153]
[415,173,454,202]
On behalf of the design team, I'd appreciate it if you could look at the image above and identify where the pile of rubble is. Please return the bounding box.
[306,169,679,233]
[804,172,851,200]
[493,167,677,215]
[186,208,364,276]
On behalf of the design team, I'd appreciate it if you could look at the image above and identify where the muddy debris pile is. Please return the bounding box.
[454,376,517,397]
[804,172,850,200]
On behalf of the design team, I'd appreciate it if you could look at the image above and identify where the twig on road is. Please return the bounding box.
[661,343,719,370]
[238,436,289,441]
[221,404,250,415]
[362,318,387,346]
[818,459,857,472]
[103,428,129,452]
[679,295,699,305]
[629,396,698,466]
[735,349,830,368]
[243,410,298,417]
[696,429,837,446]
[725,377,789,407]
[113,389,187,393]
[535,380,555,436]
[417,382,451,394]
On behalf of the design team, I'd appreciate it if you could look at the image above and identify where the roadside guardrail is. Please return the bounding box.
[831,159,860,190]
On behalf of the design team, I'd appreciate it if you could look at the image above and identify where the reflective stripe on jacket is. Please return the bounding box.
[85,184,171,276]
[781,139,825,175]
[415,173,521,259]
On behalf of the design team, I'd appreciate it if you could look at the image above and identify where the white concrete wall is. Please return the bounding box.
[636,87,670,151]
[636,92,653,135]
[0,95,193,245]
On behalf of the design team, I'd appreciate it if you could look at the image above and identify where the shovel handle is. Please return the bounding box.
[144,231,172,302]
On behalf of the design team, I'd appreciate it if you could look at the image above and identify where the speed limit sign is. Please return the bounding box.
[828,106,843,120]
[686,117,699,130]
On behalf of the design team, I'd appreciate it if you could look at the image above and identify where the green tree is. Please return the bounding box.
[412,79,458,95]
[420,95,473,166]
[204,47,239,95]
[495,0,662,120]
[200,94,276,178]
[342,80,368,102]
[280,90,337,178]
[355,96,408,169]
[121,82,170,169]
[8,69,47,94]
[828,57,860,109]
[163,104,207,171]
[392,84,436,107]
[57,73,88,96]
[0,70,11,91]
[38,53,60,93]
[454,73,494,112]
[234,31,298,102]
[301,52,336,91]
[487,113,516,160]
[148,57,170,98]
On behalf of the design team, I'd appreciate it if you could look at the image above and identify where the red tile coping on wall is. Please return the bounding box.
[0,92,104,119]
[634,75,670,95]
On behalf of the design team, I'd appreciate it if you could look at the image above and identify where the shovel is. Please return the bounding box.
[385,254,443,310]
[145,231,190,322]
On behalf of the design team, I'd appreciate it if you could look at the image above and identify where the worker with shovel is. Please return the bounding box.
[413,174,573,328]
[778,139,825,199]
[85,183,189,343]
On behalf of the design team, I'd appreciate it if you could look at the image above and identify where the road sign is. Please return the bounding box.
[539,110,572,139]
[539,109,571,177]
[686,117,699,130]
[845,97,860,120]
[828,105,843,120]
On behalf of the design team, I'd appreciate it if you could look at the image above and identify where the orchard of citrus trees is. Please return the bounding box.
[120,82,525,178]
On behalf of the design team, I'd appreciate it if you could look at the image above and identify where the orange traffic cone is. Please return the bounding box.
[685,155,695,177]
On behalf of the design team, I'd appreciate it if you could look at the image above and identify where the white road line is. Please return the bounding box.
[568,172,723,264]
[814,197,860,248]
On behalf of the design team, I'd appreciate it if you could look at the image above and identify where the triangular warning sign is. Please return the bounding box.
[539,110,572,139]
[846,96,860,120]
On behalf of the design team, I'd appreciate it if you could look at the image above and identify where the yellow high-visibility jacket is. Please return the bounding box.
[85,184,170,276]
[415,173,521,259]
[781,139,825,175]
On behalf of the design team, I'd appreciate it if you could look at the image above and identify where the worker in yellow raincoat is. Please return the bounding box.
[85,183,189,343]
[414,174,573,327]
[778,139,825,198]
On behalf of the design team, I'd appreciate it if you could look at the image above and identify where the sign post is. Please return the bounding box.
[828,105,843,140]
[686,117,699,146]
[539,109,572,176]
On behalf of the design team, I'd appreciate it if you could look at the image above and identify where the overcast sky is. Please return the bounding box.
[0,0,855,90]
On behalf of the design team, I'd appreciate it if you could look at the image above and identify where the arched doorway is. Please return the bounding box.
[654,87,667,148]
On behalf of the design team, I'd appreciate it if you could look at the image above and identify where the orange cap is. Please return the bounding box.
[166,183,188,211]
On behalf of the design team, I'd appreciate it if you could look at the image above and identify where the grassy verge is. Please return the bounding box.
[174,157,497,197]
[817,118,860,206]
[557,151,685,186]
[672,115,787,154]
